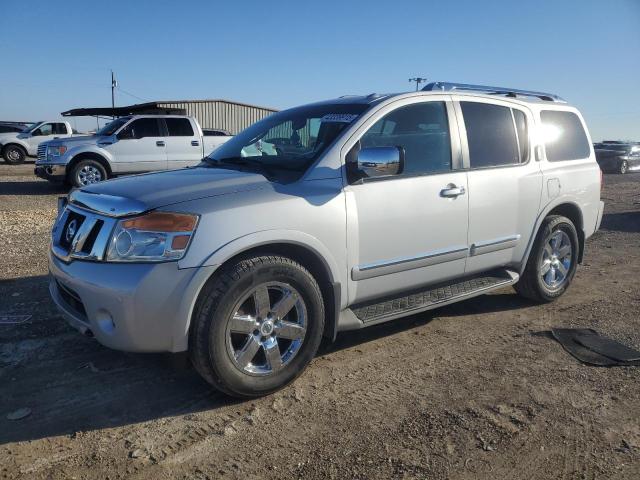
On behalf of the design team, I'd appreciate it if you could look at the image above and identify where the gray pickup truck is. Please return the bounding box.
[48,82,603,397]
[35,115,231,187]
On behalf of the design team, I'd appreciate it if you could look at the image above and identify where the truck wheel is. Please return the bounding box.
[515,215,579,303]
[2,145,26,164]
[190,255,325,398]
[70,159,107,187]
[619,160,628,174]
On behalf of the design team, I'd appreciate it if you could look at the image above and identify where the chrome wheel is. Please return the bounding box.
[7,148,22,162]
[620,160,628,174]
[225,282,307,376]
[77,165,103,185]
[540,230,572,290]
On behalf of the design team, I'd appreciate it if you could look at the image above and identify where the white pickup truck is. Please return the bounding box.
[0,121,80,164]
[34,115,232,187]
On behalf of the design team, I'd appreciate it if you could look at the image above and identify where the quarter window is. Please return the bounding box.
[166,118,195,136]
[540,110,590,161]
[359,102,452,175]
[461,102,520,168]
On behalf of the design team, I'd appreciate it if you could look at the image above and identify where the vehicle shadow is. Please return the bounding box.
[599,211,640,233]
[0,275,528,445]
[0,180,68,196]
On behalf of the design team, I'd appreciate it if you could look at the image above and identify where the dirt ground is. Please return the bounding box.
[0,163,639,480]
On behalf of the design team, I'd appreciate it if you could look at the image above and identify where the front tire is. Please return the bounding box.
[190,255,325,398]
[70,159,107,187]
[2,145,26,164]
[619,160,628,174]
[515,215,579,303]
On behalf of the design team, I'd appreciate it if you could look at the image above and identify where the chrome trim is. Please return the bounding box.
[51,204,117,262]
[69,189,147,218]
[352,246,468,281]
[423,81,565,103]
[469,235,521,256]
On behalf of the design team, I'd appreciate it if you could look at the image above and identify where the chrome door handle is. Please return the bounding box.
[191,140,200,146]
[440,184,466,198]
[156,141,165,147]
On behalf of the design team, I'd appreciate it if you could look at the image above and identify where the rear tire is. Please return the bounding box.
[515,215,579,303]
[69,159,108,187]
[189,255,325,398]
[2,145,26,164]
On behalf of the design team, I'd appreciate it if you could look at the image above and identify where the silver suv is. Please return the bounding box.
[48,82,604,397]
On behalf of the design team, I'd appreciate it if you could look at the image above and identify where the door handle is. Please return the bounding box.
[440,184,466,198]
[191,140,200,146]
[156,141,165,147]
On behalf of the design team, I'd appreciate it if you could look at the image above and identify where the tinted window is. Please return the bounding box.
[37,123,53,136]
[125,118,161,139]
[166,118,194,136]
[52,123,67,135]
[513,109,528,162]
[203,129,229,136]
[0,125,22,133]
[541,111,590,161]
[359,102,451,175]
[461,102,520,168]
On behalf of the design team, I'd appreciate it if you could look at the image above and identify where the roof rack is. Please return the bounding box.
[422,81,565,102]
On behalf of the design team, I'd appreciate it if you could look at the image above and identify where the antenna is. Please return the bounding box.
[111,70,117,118]
[408,77,428,91]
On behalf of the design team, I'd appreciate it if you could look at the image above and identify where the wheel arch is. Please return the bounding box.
[519,200,585,274]
[181,236,343,350]
[68,152,113,179]
[1,142,27,156]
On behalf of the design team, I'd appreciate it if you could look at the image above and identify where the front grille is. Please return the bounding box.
[51,205,116,262]
[37,144,47,161]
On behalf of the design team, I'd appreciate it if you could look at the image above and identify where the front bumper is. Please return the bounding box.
[35,163,67,182]
[48,250,217,352]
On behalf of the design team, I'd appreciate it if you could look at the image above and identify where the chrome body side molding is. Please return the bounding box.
[470,235,521,256]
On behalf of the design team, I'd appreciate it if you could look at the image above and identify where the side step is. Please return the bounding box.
[351,269,518,324]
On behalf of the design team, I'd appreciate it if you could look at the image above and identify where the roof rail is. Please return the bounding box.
[422,81,565,102]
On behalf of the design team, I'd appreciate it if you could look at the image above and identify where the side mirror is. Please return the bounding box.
[357,146,403,179]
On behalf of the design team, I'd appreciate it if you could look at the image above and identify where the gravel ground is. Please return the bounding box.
[0,163,639,479]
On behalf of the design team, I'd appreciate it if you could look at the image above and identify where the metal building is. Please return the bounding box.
[62,99,278,135]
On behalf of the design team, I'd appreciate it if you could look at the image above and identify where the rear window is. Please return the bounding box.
[461,102,521,168]
[540,110,590,161]
[166,118,195,137]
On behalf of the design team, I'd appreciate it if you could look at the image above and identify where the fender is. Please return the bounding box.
[172,230,345,350]
[519,195,584,275]
[1,139,30,154]
[66,144,114,165]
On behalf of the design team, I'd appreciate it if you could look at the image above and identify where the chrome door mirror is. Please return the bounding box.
[357,146,403,178]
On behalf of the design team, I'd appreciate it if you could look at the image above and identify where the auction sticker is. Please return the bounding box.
[321,114,359,123]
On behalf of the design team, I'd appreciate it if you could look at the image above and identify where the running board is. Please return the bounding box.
[350,269,518,325]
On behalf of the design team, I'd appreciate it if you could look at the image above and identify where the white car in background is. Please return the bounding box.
[35,115,232,187]
[0,121,80,164]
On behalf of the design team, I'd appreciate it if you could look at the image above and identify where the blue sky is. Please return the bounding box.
[1,0,638,140]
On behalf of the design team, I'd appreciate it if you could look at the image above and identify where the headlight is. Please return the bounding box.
[106,211,198,262]
[47,146,67,158]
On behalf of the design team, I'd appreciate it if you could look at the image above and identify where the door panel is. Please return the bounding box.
[106,118,167,173]
[345,99,469,304]
[164,118,203,169]
[455,99,543,274]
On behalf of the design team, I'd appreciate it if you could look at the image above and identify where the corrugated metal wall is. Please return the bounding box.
[158,100,277,135]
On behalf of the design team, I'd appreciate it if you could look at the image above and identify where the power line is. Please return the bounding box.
[116,86,147,103]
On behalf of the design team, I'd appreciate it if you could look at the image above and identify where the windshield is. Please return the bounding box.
[204,103,370,179]
[96,117,130,136]
[22,122,44,133]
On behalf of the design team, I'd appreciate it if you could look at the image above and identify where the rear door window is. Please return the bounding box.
[461,102,520,168]
[126,118,162,139]
[540,110,590,161]
[166,118,195,136]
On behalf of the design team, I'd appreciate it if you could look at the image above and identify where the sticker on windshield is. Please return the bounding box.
[321,114,359,123]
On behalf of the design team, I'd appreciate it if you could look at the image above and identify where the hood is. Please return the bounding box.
[0,132,20,143]
[46,135,100,147]
[70,166,271,216]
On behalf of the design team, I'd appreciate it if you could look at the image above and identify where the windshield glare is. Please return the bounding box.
[96,117,130,136]
[206,103,369,176]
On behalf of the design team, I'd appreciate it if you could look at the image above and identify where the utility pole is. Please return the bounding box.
[408,77,428,91]
[111,70,117,118]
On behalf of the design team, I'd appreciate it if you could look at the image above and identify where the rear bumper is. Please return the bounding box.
[35,164,67,182]
[48,249,218,352]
